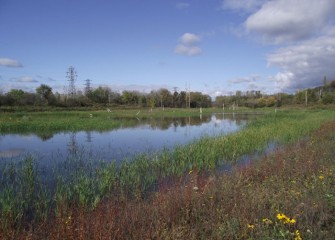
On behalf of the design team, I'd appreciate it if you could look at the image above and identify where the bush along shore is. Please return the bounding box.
[0,109,335,239]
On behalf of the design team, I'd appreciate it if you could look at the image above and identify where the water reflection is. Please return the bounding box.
[0,113,256,164]
[68,132,78,156]
[0,148,24,158]
[85,131,92,143]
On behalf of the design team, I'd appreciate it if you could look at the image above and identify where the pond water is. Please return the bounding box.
[0,113,256,166]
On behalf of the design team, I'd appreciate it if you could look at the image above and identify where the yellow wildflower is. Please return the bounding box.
[276,213,296,224]
[277,213,285,220]
[247,224,255,229]
[262,218,273,224]
[189,169,193,174]
[287,218,296,224]
[294,230,302,240]
[319,175,324,180]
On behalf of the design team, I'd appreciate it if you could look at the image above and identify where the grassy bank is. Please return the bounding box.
[0,109,335,238]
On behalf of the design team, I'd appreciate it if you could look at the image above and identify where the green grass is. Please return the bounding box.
[0,108,335,238]
[0,108,212,133]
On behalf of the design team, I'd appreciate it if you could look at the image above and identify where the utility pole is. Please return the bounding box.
[67,66,77,99]
[305,90,308,106]
[186,82,191,108]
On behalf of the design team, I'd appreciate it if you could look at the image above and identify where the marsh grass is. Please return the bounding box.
[8,119,335,239]
[1,109,335,238]
[18,115,335,239]
[0,108,218,134]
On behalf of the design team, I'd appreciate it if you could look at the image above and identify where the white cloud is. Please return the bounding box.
[0,58,23,68]
[109,84,172,94]
[174,44,202,56]
[222,0,266,12]
[176,2,190,9]
[174,33,202,56]
[14,76,38,83]
[229,75,260,84]
[222,0,335,93]
[179,33,201,45]
[245,0,335,44]
[267,30,335,92]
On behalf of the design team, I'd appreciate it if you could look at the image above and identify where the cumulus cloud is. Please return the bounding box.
[267,31,335,92]
[0,58,23,68]
[223,0,335,93]
[48,77,57,82]
[36,75,57,82]
[229,75,260,84]
[176,2,190,9]
[174,44,202,56]
[14,76,38,83]
[179,33,200,45]
[222,0,266,12]
[174,33,202,56]
[245,0,335,44]
[110,84,172,94]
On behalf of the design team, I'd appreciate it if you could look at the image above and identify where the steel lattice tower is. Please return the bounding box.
[84,78,92,95]
[67,66,77,98]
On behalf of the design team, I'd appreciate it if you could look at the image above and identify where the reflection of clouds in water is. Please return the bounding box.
[211,115,225,125]
[0,114,255,164]
[0,148,24,158]
[20,135,35,140]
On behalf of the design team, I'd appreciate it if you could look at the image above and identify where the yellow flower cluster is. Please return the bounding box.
[262,218,273,224]
[294,230,302,240]
[247,224,255,229]
[276,213,296,224]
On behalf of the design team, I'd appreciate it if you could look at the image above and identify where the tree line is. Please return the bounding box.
[0,84,211,108]
[1,80,334,109]
[214,80,335,108]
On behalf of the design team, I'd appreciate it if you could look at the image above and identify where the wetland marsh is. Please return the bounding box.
[1,108,335,239]
[0,112,253,165]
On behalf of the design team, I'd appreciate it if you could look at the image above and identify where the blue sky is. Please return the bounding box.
[1,0,335,98]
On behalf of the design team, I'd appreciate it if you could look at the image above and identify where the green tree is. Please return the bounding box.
[322,92,334,104]
[122,91,140,105]
[6,89,25,105]
[158,88,173,107]
[89,87,111,104]
[36,84,53,104]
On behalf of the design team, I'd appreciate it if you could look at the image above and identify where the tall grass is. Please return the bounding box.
[0,109,335,238]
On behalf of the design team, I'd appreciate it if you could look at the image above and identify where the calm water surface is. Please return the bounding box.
[0,113,255,166]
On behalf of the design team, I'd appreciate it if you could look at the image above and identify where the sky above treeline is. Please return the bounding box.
[1,0,335,97]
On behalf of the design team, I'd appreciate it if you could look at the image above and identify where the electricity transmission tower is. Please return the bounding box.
[67,66,77,98]
[84,78,92,95]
